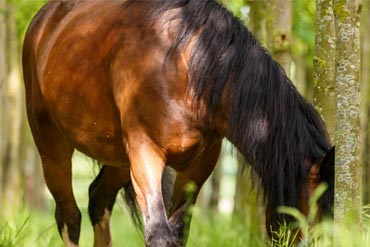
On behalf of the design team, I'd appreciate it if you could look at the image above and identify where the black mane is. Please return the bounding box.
[147,0,332,223]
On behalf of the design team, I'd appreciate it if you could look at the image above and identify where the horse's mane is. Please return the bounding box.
[144,0,331,220]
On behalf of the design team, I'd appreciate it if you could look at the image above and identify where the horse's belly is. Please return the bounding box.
[41,80,128,166]
[70,129,129,167]
[61,120,129,166]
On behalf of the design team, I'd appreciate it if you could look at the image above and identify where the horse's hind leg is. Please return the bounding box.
[88,165,130,247]
[169,140,222,246]
[30,114,80,246]
[126,132,176,247]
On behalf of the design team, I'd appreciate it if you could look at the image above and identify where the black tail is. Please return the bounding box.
[123,182,143,230]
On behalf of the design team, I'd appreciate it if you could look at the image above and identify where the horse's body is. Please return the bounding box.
[23,1,334,246]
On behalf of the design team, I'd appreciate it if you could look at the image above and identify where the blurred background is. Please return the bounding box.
[0,0,369,246]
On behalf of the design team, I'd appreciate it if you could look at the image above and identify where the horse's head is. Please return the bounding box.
[265,146,335,239]
[299,146,335,220]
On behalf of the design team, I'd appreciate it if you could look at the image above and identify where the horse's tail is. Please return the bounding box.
[123,182,143,230]
[123,166,176,230]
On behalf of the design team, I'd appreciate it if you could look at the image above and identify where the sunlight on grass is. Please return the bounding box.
[2,200,370,246]
[2,158,369,247]
[187,208,265,247]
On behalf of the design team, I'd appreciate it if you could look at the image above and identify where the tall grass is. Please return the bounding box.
[1,162,369,247]
[1,200,370,247]
[0,209,61,247]
[273,184,370,247]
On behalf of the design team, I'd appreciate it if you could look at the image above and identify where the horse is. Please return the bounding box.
[22,0,334,246]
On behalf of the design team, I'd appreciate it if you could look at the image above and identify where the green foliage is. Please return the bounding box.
[273,184,370,247]
[292,0,315,57]
[12,0,46,40]
[188,210,265,247]
[0,210,61,247]
[276,184,331,246]
[269,222,299,247]
[224,0,246,18]
[0,217,28,247]
[2,190,370,246]
[219,0,247,18]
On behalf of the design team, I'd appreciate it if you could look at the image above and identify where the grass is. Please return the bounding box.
[0,204,262,247]
[0,204,143,247]
[2,200,370,246]
[1,155,368,246]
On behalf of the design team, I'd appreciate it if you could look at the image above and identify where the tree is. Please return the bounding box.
[246,0,267,45]
[313,0,336,141]
[333,0,363,225]
[364,0,370,204]
[291,0,316,96]
[1,0,23,213]
[0,0,47,213]
[0,0,6,211]
[267,0,293,75]
[362,0,370,205]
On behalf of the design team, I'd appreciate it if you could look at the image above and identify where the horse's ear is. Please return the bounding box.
[320,146,335,181]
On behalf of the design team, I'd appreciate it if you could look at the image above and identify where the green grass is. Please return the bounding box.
[1,155,368,246]
[0,202,266,247]
[0,204,143,247]
[2,201,370,247]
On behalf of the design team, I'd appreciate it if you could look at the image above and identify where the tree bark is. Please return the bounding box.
[362,0,370,204]
[333,0,363,225]
[267,0,293,76]
[313,0,336,142]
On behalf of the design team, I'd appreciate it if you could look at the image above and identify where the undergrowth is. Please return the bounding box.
[1,186,370,247]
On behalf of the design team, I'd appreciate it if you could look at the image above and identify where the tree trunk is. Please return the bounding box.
[0,0,7,212]
[313,0,336,142]
[1,1,23,213]
[293,53,308,96]
[247,0,267,45]
[209,163,221,211]
[362,0,370,205]
[267,0,293,76]
[333,0,363,226]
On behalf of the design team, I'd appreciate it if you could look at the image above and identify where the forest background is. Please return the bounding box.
[0,0,370,246]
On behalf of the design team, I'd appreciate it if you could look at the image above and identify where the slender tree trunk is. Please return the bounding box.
[362,0,370,205]
[293,53,308,96]
[267,0,293,76]
[333,0,363,226]
[313,0,336,142]
[247,0,267,45]
[1,1,23,213]
[209,163,221,211]
[0,0,7,213]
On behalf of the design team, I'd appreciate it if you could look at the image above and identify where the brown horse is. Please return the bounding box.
[22,0,334,246]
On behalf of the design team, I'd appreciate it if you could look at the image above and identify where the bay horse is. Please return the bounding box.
[22,0,334,246]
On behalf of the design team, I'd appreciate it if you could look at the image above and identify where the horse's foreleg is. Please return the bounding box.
[169,140,222,246]
[126,133,177,247]
[88,165,130,247]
